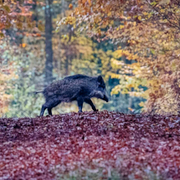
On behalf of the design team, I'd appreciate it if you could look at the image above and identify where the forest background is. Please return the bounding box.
[0,0,180,118]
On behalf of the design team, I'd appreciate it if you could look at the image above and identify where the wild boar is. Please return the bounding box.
[38,74,109,116]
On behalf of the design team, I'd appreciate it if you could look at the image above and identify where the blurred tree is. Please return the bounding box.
[45,0,53,84]
[0,61,18,116]
[1,0,143,117]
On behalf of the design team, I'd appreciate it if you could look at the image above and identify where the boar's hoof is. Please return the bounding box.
[46,115,52,117]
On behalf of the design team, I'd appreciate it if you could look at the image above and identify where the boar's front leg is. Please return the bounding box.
[40,105,53,116]
[77,97,84,113]
[84,98,98,111]
[48,108,52,116]
[40,104,47,116]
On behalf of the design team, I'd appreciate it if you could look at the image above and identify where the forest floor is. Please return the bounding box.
[1,111,180,180]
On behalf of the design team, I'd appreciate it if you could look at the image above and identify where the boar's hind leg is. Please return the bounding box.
[84,98,97,111]
[40,100,61,116]
[77,97,84,113]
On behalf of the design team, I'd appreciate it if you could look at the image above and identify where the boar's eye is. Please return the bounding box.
[98,82,105,88]
[98,85,105,91]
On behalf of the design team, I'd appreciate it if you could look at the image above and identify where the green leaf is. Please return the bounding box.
[2,5,10,13]
[150,1,157,6]
[0,33,4,38]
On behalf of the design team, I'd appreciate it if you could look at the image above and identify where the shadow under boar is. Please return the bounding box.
[38,74,109,116]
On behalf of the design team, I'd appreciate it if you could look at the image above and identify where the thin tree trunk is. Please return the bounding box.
[57,0,65,79]
[45,0,53,84]
[32,0,38,23]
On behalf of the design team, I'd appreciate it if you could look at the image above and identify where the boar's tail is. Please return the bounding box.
[32,91,44,95]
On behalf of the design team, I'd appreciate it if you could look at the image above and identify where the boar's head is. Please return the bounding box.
[91,75,109,102]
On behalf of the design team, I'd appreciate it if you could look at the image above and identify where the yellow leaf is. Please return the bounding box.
[159,0,170,5]
[108,12,111,16]
[139,102,144,107]
[38,23,44,32]
[120,25,124,29]
[138,16,141,21]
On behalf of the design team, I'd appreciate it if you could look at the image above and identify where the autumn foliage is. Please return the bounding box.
[0,61,18,116]
[62,0,180,115]
[1,111,180,179]
[0,0,33,37]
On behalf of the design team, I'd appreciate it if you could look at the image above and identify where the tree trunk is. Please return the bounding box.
[45,0,53,85]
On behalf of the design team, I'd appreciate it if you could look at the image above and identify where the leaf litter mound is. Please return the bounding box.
[1,111,180,180]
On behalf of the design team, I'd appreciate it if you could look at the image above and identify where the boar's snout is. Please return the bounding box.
[103,94,109,102]
[93,90,109,102]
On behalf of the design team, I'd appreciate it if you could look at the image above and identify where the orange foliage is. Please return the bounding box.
[0,1,33,37]
[69,4,73,9]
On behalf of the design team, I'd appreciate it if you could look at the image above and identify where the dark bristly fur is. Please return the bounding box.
[39,74,109,116]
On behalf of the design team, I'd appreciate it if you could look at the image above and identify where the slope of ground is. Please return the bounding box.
[1,111,180,180]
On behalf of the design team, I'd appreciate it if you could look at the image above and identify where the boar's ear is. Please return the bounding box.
[97,75,104,85]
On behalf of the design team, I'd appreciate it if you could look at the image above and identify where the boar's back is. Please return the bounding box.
[43,74,95,101]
